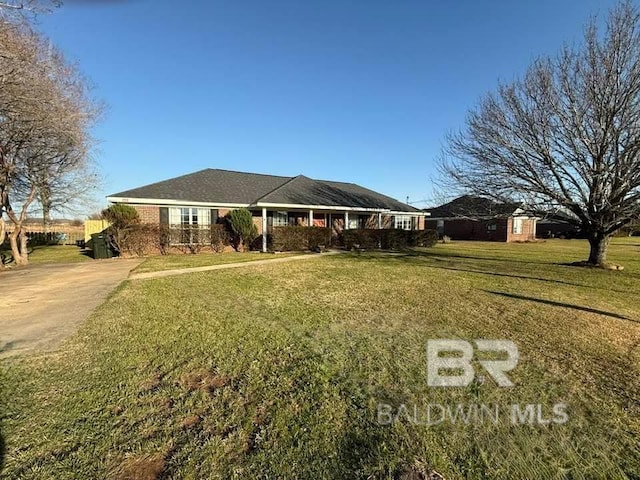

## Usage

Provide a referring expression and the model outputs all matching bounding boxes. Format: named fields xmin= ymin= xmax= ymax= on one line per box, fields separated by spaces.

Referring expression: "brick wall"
xmin=131 ymin=205 xmax=160 ymax=224
xmin=426 ymin=217 xmax=536 ymax=242
xmin=506 ymin=217 xmax=536 ymax=242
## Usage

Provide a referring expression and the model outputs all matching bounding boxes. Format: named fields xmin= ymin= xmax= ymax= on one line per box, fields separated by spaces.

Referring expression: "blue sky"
xmin=38 ymin=0 xmax=623 ymax=211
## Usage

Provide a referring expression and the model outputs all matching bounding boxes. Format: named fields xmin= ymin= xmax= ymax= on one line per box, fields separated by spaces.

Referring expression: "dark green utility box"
xmin=91 ymin=233 xmax=113 ymax=259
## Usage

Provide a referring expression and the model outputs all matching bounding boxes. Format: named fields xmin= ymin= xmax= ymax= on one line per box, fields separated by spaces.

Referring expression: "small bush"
xmin=270 ymin=226 xmax=331 ymax=251
xmin=227 ymin=209 xmax=258 ymax=251
xmin=342 ymin=229 xmax=380 ymax=249
xmin=210 ymin=224 xmax=230 ymax=253
xmin=122 ymin=224 xmax=231 ymax=257
xmin=102 ymin=204 xmax=140 ymax=252
xmin=124 ymin=224 xmax=158 ymax=257
xmin=307 ymin=227 xmax=332 ymax=250
xmin=171 ymin=226 xmax=212 ymax=255
xmin=343 ymin=229 xmax=438 ymax=250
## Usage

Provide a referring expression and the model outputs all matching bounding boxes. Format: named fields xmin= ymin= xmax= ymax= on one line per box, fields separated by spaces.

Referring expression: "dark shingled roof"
xmin=110 ymin=169 xmax=291 ymax=205
xmin=425 ymin=195 xmax=522 ymax=218
xmin=257 ymin=175 xmax=419 ymax=211
xmin=109 ymin=169 xmax=418 ymax=212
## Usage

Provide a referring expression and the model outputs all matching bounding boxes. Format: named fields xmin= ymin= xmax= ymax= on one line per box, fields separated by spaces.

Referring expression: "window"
xmin=487 ymin=223 xmax=497 ymax=231
xmin=169 ymin=207 xmax=210 ymax=244
xmin=273 ymin=211 xmax=288 ymax=227
xmin=394 ymin=215 xmax=413 ymax=230
xmin=348 ymin=216 xmax=359 ymax=229
xmin=512 ymin=217 xmax=523 ymax=234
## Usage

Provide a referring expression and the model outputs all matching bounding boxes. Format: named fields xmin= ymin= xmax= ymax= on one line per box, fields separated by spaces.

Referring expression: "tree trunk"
xmin=587 ymin=232 xmax=611 ymax=266
xmin=9 ymin=227 xmax=28 ymax=266
xmin=0 ymin=218 xmax=5 ymax=269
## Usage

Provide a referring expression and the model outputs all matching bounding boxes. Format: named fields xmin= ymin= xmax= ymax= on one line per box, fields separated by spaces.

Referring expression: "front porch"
xmin=251 ymin=207 xmax=427 ymax=252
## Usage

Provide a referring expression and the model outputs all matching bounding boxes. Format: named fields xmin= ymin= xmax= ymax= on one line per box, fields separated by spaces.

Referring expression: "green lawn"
xmin=133 ymin=251 xmax=302 ymax=273
xmin=1 ymin=245 xmax=92 ymax=265
xmin=1 ymin=239 xmax=639 ymax=479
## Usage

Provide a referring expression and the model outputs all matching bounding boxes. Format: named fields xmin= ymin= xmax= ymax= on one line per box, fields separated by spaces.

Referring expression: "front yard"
xmin=1 ymin=239 xmax=639 ymax=479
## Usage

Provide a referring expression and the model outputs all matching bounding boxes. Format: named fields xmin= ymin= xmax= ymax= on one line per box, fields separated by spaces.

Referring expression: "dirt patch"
xmin=110 ymin=452 xmax=166 ymax=480
xmin=181 ymin=415 xmax=202 ymax=429
xmin=178 ymin=369 xmax=231 ymax=395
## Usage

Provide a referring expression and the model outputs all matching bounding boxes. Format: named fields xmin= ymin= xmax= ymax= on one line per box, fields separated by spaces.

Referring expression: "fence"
xmin=84 ymin=219 xmax=111 ymax=242
xmin=1 ymin=230 xmax=85 ymax=247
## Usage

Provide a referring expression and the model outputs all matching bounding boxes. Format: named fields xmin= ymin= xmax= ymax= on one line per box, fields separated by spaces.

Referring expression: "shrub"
xmin=409 ymin=229 xmax=438 ymax=247
xmin=270 ymin=226 xmax=331 ymax=251
xmin=170 ymin=226 xmax=212 ymax=254
xmin=210 ymin=224 xmax=230 ymax=253
xmin=101 ymin=204 xmax=140 ymax=252
xmin=123 ymin=224 xmax=158 ymax=257
xmin=343 ymin=229 xmax=380 ymax=250
xmin=226 ymin=209 xmax=258 ymax=251
xmin=121 ymin=224 xmax=230 ymax=257
xmin=343 ymin=229 xmax=438 ymax=250
xmin=307 ymin=227 xmax=332 ymax=250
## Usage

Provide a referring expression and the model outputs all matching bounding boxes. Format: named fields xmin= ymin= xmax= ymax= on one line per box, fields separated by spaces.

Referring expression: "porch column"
xmin=309 ymin=209 xmax=313 ymax=227
xmin=262 ymin=207 xmax=267 ymax=252
xmin=377 ymin=212 xmax=382 ymax=229
xmin=344 ymin=211 xmax=349 ymax=230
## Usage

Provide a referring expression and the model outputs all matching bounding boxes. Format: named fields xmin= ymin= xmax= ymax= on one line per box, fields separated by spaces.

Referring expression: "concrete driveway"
xmin=0 ymin=259 xmax=141 ymax=358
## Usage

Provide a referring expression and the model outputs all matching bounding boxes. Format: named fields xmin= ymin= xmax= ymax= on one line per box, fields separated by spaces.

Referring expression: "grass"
xmin=1 ymin=245 xmax=92 ymax=265
xmin=1 ymin=239 xmax=639 ymax=479
xmin=133 ymin=251 xmax=302 ymax=273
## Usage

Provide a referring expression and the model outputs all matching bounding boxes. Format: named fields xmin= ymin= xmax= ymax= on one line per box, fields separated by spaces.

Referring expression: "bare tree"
xmin=0 ymin=0 xmax=60 ymax=20
xmin=35 ymin=158 xmax=100 ymax=231
xmin=441 ymin=1 xmax=640 ymax=267
xmin=0 ymin=19 xmax=98 ymax=265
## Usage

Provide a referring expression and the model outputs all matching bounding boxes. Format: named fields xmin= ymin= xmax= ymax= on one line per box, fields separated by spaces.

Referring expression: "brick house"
xmin=424 ymin=195 xmax=537 ymax=242
xmin=107 ymin=168 xmax=427 ymax=252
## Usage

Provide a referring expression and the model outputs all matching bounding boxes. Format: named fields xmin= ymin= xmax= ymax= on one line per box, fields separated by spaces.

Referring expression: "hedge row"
xmin=118 ymin=224 xmax=437 ymax=256
xmin=343 ymin=228 xmax=438 ymax=250
xmin=269 ymin=226 xmax=332 ymax=251
xmin=122 ymin=224 xmax=230 ymax=256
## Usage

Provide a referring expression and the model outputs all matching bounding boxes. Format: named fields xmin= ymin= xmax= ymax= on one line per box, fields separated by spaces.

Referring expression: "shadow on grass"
xmin=418 ymin=263 xmax=637 ymax=294
xmin=483 ymin=290 xmax=638 ymax=323
xmin=344 ymin=248 xmax=561 ymax=266
xmin=392 ymin=248 xmax=560 ymax=265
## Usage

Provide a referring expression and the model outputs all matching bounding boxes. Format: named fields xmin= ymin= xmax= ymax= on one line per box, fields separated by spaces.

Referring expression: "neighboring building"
xmin=536 ymin=211 xmax=582 ymax=239
xmin=424 ymin=195 xmax=537 ymax=242
xmin=107 ymin=168 xmax=427 ymax=252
